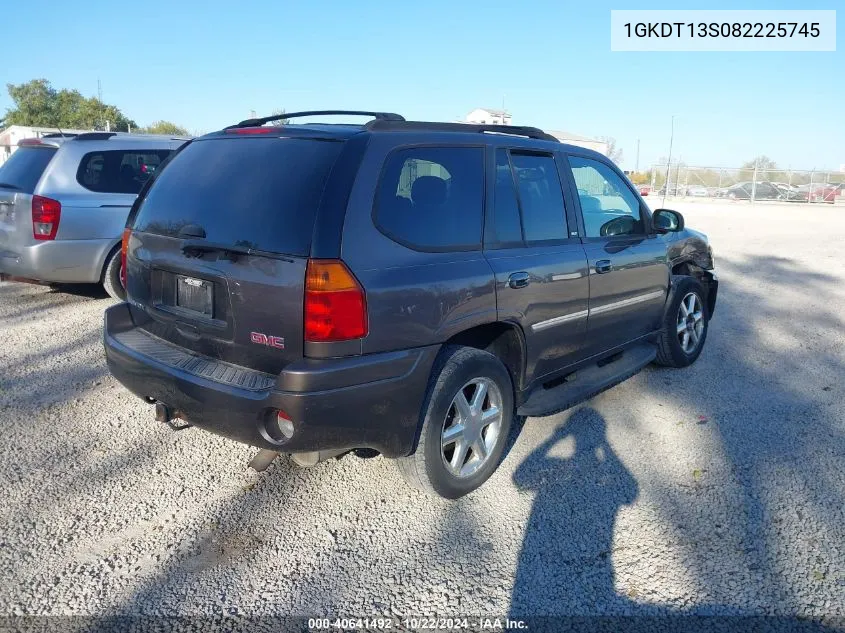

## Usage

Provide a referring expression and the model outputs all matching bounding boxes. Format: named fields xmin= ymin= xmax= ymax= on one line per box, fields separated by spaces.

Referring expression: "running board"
xmin=517 ymin=343 xmax=657 ymax=418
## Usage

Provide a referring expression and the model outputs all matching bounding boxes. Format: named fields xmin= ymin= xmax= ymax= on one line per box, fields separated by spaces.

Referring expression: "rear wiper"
xmin=0 ymin=183 xmax=21 ymax=190
xmin=180 ymin=239 xmax=293 ymax=262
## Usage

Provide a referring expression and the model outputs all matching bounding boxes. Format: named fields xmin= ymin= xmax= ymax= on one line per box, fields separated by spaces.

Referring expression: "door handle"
xmin=508 ymin=272 xmax=530 ymax=289
xmin=595 ymin=259 xmax=612 ymax=274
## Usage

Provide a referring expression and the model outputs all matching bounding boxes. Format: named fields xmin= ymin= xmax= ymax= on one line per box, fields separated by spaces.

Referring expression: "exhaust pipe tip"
xmin=290 ymin=449 xmax=348 ymax=468
xmin=154 ymin=402 xmax=171 ymax=423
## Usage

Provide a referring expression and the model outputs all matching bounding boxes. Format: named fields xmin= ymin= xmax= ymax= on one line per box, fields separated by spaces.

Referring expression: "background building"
xmin=547 ymin=130 xmax=608 ymax=155
xmin=462 ymin=109 xmax=607 ymax=156
xmin=465 ymin=108 xmax=512 ymax=126
xmin=0 ymin=125 xmax=90 ymax=166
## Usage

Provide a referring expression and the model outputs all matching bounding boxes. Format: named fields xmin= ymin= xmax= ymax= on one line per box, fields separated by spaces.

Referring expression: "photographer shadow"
xmin=510 ymin=407 xmax=646 ymax=616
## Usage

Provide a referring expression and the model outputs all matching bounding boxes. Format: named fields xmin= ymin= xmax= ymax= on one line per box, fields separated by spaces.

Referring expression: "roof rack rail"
xmin=75 ymin=132 xmax=117 ymax=140
xmin=364 ymin=120 xmax=559 ymax=142
xmin=225 ymin=110 xmax=405 ymax=130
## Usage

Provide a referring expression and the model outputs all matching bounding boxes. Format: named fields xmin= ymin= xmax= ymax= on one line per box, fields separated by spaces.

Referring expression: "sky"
xmin=1 ymin=0 xmax=842 ymax=171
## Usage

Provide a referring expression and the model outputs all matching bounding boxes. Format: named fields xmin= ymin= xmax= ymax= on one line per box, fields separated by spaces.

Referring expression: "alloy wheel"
xmin=677 ymin=292 xmax=705 ymax=354
xmin=440 ymin=378 xmax=503 ymax=478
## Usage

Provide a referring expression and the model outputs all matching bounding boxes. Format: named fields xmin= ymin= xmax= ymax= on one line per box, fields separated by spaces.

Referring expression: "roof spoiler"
xmin=225 ymin=110 xmax=405 ymax=130
xmin=75 ymin=132 xmax=117 ymax=140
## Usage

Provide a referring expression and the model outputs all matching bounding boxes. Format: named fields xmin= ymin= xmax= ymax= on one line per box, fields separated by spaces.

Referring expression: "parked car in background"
xmin=775 ymin=184 xmax=810 ymax=202
xmin=104 ymin=110 xmax=718 ymax=499
xmin=636 ymin=184 xmax=651 ymax=196
xmin=719 ymin=181 xmax=781 ymax=200
xmin=657 ymin=185 xmax=681 ymax=196
xmin=797 ymin=183 xmax=838 ymax=204
xmin=0 ymin=132 xmax=188 ymax=298
xmin=685 ymin=185 xmax=708 ymax=197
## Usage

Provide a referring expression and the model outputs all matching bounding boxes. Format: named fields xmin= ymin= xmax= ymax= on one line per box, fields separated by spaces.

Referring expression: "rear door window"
xmin=375 ymin=146 xmax=484 ymax=251
xmin=489 ymin=148 xmax=523 ymax=245
xmin=133 ymin=137 xmax=343 ymax=257
xmin=77 ymin=149 xmax=173 ymax=194
xmin=0 ymin=147 xmax=57 ymax=193
xmin=510 ymin=153 xmax=568 ymax=243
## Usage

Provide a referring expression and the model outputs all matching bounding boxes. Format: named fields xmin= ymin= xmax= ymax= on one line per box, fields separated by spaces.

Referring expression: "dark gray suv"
xmin=104 ymin=110 xmax=718 ymax=498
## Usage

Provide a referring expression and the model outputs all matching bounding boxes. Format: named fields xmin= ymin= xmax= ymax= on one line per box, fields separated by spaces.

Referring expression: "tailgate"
xmin=0 ymin=189 xmax=34 ymax=258
xmin=126 ymin=232 xmax=307 ymax=375
xmin=0 ymin=145 xmax=59 ymax=256
xmin=125 ymin=135 xmax=344 ymax=375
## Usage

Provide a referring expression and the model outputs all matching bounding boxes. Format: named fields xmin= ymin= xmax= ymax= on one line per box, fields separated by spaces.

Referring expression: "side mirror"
xmin=599 ymin=215 xmax=637 ymax=237
xmin=652 ymin=208 xmax=684 ymax=233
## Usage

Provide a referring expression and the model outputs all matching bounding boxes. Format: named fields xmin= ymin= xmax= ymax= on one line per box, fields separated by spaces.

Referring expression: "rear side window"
xmin=77 ymin=149 xmax=172 ymax=194
xmin=133 ymin=137 xmax=343 ymax=257
xmin=375 ymin=146 xmax=484 ymax=251
xmin=0 ymin=147 xmax=57 ymax=193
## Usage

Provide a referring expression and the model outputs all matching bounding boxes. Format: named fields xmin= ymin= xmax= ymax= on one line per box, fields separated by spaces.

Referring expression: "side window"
xmin=491 ymin=149 xmax=523 ymax=245
xmin=510 ymin=153 xmax=568 ymax=243
xmin=569 ymin=156 xmax=643 ymax=238
xmin=77 ymin=149 xmax=172 ymax=194
xmin=375 ymin=146 xmax=484 ymax=251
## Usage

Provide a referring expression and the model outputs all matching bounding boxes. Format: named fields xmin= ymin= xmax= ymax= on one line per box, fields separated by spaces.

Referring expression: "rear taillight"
xmin=120 ymin=228 xmax=131 ymax=288
xmin=32 ymin=195 xmax=61 ymax=240
xmin=304 ymin=259 xmax=367 ymax=342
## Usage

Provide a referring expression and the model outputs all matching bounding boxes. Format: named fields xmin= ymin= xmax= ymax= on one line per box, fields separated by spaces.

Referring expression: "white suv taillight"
xmin=32 ymin=195 xmax=61 ymax=241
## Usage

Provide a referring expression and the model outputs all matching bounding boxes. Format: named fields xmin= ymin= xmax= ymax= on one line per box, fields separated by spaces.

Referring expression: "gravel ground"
xmin=1 ymin=202 xmax=844 ymax=626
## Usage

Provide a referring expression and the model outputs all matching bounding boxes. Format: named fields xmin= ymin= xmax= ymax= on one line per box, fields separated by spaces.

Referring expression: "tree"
xmin=742 ymin=155 xmax=777 ymax=171
xmin=3 ymin=79 xmax=136 ymax=131
xmin=740 ymin=156 xmax=778 ymax=181
xmin=139 ymin=120 xmax=189 ymax=136
xmin=600 ymin=136 xmax=623 ymax=164
xmin=269 ymin=109 xmax=288 ymax=127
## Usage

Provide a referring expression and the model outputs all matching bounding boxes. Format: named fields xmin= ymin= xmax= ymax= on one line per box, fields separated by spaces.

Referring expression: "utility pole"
xmin=751 ymin=157 xmax=759 ymax=203
xmin=662 ymin=115 xmax=675 ymax=208
xmin=97 ymin=79 xmax=104 ymax=131
xmin=635 ymin=138 xmax=640 ymax=172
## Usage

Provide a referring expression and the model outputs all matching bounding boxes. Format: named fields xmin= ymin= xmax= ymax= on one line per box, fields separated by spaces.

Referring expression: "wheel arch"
xmin=441 ymin=321 xmax=527 ymax=394
xmin=671 ymin=259 xmax=717 ymax=317
xmin=99 ymin=238 xmax=122 ymax=281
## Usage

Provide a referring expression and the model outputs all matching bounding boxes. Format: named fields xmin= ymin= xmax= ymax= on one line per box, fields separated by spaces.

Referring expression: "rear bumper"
xmin=103 ymin=303 xmax=439 ymax=458
xmin=0 ymin=238 xmax=115 ymax=284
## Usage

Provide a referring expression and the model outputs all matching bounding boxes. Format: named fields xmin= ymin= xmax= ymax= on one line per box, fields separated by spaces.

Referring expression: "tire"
xmin=101 ymin=248 xmax=125 ymax=300
xmin=655 ymin=276 xmax=709 ymax=368
xmin=397 ymin=346 xmax=514 ymax=499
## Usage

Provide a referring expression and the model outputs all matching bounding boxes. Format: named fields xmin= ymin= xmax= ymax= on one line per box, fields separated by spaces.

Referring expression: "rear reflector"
xmin=120 ymin=228 xmax=131 ymax=288
xmin=304 ymin=260 xmax=367 ymax=342
xmin=32 ymin=195 xmax=61 ymax=240
xmin=225 ymin=127 xmax=277 ymax=135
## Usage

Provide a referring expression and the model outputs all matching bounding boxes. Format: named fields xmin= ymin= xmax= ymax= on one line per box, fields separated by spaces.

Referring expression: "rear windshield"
xmin=0 ymin=147 xmax=57 ymax=193
xmin=133 ymin=137 xmax=343 ymax=256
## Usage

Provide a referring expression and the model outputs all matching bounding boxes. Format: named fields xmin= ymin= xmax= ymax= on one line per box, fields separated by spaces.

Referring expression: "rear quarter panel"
xmin=340 ymin=133 xmax=497 ymax=355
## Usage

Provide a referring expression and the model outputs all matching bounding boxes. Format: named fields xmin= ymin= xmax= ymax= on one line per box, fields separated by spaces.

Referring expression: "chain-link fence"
xmin=640 ymin=164 xmax=845 ymax=204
